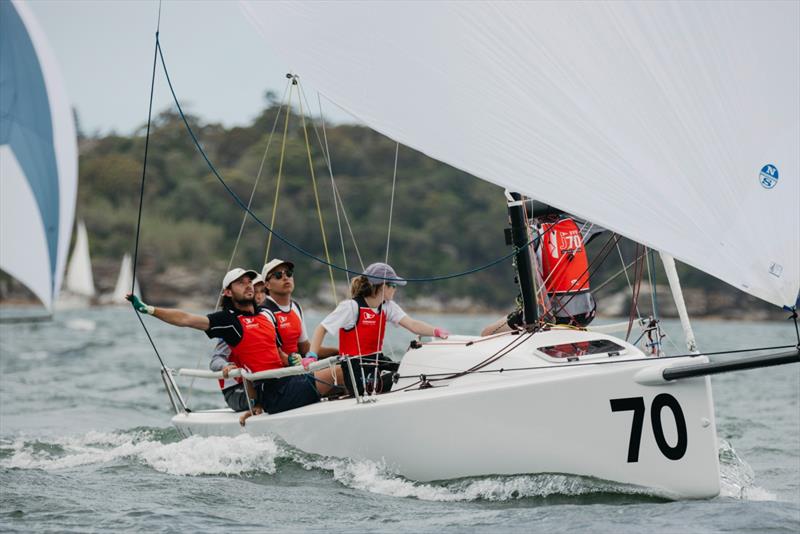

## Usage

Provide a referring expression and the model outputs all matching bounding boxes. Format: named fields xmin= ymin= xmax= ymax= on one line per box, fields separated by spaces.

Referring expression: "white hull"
xmin=172 ymin=330 xmax=720 ymax=499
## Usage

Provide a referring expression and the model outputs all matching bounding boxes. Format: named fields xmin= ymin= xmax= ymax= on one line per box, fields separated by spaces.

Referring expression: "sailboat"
xmin=0 ymin=0 xmax=78 ymax=314
xmin=150 ymin=2 xmax=798 ymax=499
xmin=56 ymin=220 xmax=96 ymax=309
xmin=100 ymin=253 xmax=140 ymax=306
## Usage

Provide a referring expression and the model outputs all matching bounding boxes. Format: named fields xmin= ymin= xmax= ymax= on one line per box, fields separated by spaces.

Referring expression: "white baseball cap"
xmin=221 ymin=268 xmax=258 ymax=290
xmin=262 ymin=259 xmax=295 ymax=280
xmin=252 ymin=273 xmax=265 ymax=285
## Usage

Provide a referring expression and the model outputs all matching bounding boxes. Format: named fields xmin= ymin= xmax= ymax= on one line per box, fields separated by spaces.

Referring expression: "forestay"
xmin=240 ymin=1 xmax=799 ymax=308
xmin=0 ymin=0 xmax=78 ymax=310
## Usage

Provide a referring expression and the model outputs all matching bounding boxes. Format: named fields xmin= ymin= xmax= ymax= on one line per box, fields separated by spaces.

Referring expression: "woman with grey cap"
xmin=309 ymin=262 xmax=449 ymax=396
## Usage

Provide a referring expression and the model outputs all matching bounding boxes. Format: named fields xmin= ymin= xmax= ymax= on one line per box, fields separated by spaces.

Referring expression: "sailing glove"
xmin=288 ymin=353 xmax=303 ymax=366
xmin=433 ymin=327 xmax=450 ymax=339
xmin=127 ymin=294 xmax=155 ymax=315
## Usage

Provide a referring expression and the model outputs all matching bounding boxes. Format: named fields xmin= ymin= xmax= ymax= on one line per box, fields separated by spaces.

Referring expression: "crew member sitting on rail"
xmin=208 ymin=272 xmax=267 ymax=413
xmin=127 ymin=268 xmax=342 ymax=423
xmin=309 ymin=262 xmax=449 ymax=396
xmin=481 ymin=215 xmax=603 ymax=336
xmin=260 ymin=258 xmax=337 ymax=366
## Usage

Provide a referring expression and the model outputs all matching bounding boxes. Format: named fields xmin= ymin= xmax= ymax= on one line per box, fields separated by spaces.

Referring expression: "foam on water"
xmin=291 ymin=451 xmax=656 ymax=502
xmin=0 ymin=430 xmax=280 ymax=476
xmin=0 ymin=431 xmax=780 ymax=502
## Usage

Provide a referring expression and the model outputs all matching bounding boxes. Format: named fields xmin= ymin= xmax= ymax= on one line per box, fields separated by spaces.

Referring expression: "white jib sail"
xmin=64 ymin=221 xmax=95 ymax=298
xmin=111 ymin=253 xmax=139 ymax=304
xmin=0 ymin=0 xmax=78 ymax=310
xmin=241 ymin=1 xmax=799 ymax=309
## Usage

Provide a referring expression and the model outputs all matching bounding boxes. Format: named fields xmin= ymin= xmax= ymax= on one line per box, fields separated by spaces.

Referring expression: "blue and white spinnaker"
xmin=0 ymin=0 xmax=77 ymax=310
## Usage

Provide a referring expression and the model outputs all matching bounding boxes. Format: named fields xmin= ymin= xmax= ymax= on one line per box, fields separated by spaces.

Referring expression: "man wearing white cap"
xmin=260 ymin=259 xmax=337 ymax=368
xmin=209 ymin=271 xmax=267 ymax=412
xmin=127 ymin=268 xmax=336 ymax=420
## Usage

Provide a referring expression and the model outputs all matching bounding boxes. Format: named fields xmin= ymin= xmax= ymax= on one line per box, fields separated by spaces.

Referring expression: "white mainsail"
xmin=241 ymin=1 xmax=799 ymax=309
xmin=63 ymin=221 xmax=95 ymax=298
xmin=0 ymin=0 xmax=78 ymax=310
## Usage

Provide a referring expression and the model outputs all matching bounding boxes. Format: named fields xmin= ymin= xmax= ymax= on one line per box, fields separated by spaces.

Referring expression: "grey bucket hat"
xmin=363 ymin=262 xmax=407 ymax=286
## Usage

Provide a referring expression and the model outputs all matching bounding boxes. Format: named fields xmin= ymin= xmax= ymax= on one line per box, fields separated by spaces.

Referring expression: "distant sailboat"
xmin=100 ymin=253 xmax=140 ymax=305
xmin=56 ymin=220 xmax=96 ymax=308
xmin=0 ymin=0 xmax=78 ymax=313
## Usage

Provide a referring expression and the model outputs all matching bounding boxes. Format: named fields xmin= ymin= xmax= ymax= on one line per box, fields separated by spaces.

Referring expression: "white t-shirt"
xmin=320 ymin=299 xmax=407 ymax=334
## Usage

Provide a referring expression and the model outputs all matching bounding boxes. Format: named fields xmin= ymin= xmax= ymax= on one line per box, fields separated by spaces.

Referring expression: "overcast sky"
xmin=28 ymin=0 xmax=352 ymax=136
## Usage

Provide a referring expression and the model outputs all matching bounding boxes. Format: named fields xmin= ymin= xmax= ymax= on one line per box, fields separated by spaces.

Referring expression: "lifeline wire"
xmin=154 ymin=37 xmax=520 ymax=283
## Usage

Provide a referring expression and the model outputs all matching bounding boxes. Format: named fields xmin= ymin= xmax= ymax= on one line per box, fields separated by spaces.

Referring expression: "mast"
xmin=506 ymin=192 xmax=539 ymax=326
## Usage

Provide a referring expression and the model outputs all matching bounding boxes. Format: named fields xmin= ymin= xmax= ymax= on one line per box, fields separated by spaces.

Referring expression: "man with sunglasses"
xmin=126 ymin=268 xmax=335 ymax=423
xmin=260 ymin=259 xmax=337 ymax=367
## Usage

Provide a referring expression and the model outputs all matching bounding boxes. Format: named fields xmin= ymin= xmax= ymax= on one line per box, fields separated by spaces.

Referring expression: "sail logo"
xmin=759 ymin=164 xmax=779 ymax=189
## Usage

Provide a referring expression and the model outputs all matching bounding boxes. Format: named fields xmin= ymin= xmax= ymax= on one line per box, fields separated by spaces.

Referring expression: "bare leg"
xmin=313 ymin=365 xmax=344 ymax=397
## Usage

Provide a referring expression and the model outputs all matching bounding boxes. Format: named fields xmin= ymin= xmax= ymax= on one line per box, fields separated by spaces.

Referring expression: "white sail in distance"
xmin=0 ymin=0 xmax=78 ymax=310
xmin=111 ymin=253 xmax=139 ymax=304
xmin=241 ymin=1 xmax=799 ymax=308
xmin=64 ymin=221 xmax=95 ymax=298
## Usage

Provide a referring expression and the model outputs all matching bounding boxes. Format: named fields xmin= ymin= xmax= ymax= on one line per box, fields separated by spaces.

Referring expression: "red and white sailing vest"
xmin=227 ymin=312 xmax=283 ymax=373
xmin=540 ymin=218 xmax=590 ymax=294
xmin=339 ymin=297 xmax=387 ymax=357
xmin=261 ymin=299 xmax=304 ymax=354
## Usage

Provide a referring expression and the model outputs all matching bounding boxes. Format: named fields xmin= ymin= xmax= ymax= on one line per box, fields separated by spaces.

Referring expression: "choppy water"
xmin=1 ymin=308 xmax=798 ymax=532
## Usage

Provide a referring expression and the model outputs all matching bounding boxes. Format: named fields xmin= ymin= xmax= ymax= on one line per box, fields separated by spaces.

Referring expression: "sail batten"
xmin=242 ymin=0 xmax=799 ymax=308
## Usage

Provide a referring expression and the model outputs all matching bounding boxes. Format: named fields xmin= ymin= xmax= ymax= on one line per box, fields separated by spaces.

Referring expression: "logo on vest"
xmin=278 ymin=315 xmax=288 ymax=323
xmin=241 ymin=316 xmax=259 ymax=329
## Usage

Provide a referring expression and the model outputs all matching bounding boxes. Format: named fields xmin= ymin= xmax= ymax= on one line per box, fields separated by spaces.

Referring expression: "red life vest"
xmin=227 ymin=312 xmax=283 ymax=373
xmin=338 ymin=297 xmax=387 ymax=357
xmin=261 ymin=299 xmax=304 ymax=354
xmin=540 ymin=218 xmax=590 ymax=294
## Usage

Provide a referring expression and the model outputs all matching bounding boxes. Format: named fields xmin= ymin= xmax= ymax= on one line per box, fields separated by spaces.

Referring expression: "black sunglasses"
xmin=269 ymin=269 xmax=294 ymax=280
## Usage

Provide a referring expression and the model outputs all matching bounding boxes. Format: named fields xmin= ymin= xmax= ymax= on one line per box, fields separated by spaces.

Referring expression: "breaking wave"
xmin=0 ymin=431 xmax=775 ymax=502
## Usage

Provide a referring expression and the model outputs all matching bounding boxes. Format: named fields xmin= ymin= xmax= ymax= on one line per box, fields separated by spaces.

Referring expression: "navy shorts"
xmin=257 ymin=375 xmax=320 ymax=414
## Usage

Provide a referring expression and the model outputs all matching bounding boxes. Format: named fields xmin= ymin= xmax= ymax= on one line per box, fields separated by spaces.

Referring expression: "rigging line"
xmin=265 ymin=80 xmax=295 ymax=263
xmin=130 ymin=29 xmax=167 ymax=373
xmin=317 ymin=92 xmax=352 ymax=285
xmin=612 ymin=239 xmax=644 ymax=320
xmin=305 ymin=84 xmax=364 ymax=272
xmin=393 ymin=346 xmax=799 ymax=381
xmin=297 ymin=89 xmax=337 ymax=304
xmin=646 ymin=247 xmax=659 ymax=319
xmin=131 ymin=32 xmax=160 ymax=294
xmin=644 ymin=247 xmax=663 ymax=356
xmin=216 ymin=80 xmax=291 ymax=310
xmin=189 ymin=83 xmax=291 ymax=407
xmin=155 ymin=40 xmax=523 ymax=283
xmin=625 ymin=245 xmax=645 ymax=342
xmin=377 ymin=143 xmax=401 ymax=361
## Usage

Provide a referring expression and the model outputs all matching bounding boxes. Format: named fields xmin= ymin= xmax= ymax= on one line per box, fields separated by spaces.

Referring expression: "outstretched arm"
xmin=480 ymin=317 xmax=511 ymax=337
xmin=127 ymin=294 xmax=209 ymax=330
xmin=399 ymin=316 xmax=449 ymax=339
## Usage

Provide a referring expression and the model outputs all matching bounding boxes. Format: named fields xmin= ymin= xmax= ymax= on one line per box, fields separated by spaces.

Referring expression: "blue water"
xmin=1 ymin=308 xmax=798 ymax=532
